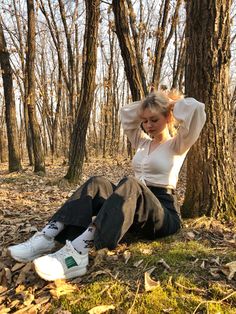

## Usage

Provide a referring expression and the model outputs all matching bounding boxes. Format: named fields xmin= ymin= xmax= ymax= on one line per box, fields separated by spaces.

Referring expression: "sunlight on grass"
xmin=48 ymin=237 xmax=236 ymax=313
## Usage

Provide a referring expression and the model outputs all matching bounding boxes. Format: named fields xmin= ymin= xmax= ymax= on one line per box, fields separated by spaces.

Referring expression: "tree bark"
xmin=182 ymin=0 xmax=236 ymax=220
xmin=112 ymin=0 xmax=144 ymax=100
xmin=58 ymin=0 xmax=76 ymax=127
xmin=126 ymin=0 xmax=148 ymax=95
xmin=65 ymin=0 xmax=100 ymax=182
xmin=0 ymin=109 xmax=7 ymax=163
xmin=26 ymin=0 xmax=45 ymax=173
xmin=152 ymin=0 xmax=182 ymax=88
xmin=0 ymin=18 xmax=22 ymax=172
xmin=12 ymin=0 xmax=34 ymax=165
xmin=172 ymin=27 xmax=186 ymax=90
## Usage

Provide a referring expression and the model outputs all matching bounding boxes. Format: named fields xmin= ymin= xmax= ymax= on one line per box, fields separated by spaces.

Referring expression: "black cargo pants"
xmin=51 ymin=176 xmax=181 ymax=250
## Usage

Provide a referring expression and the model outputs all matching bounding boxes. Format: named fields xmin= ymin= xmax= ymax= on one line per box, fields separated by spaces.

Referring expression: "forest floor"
xmin=0 ymin=157 xmax=235 ymax=314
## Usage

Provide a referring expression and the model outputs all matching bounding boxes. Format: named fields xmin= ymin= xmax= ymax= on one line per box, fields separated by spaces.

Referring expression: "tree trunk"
xmin=58 ymin=0 xmax=76 ymax=128
xmin=12 ymin=0 xmax=33 ymax=165
xmin=0 ymin=18 xmax=22 ymax=172
xmin=152 ymin=0 xmax=182 ymax=89
xmin=65 ymin=0 xmax=100 ymax=182
xmin=182 ymin=0 xmax=236 ymax=220
xmin=172 ymin=27 xmax=186 ymax=89
xmin=13 ymin=0 xmax=33 ymax=166
xmin=112 ymin=0 xmax=144 ymax=100
xmin=26 ymin=0 xmax=45 ymax=173
xmin=126 ymin=0 xmax=147 ymax=95
xmin=0 ymin=112 xmax=7 ymax=163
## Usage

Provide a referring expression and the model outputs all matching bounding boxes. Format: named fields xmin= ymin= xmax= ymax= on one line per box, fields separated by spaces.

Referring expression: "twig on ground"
xmin=175 ymin=282 xmax=205 ymax=293
xmin=127 ymin=281 xmax=141 ymax=314
xmin=193 ymin=291 xmax=236 ymax=314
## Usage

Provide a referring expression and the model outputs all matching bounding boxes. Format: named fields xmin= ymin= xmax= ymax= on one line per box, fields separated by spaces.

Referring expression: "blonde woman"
xmin=8 ymin=90 xmax=206 ymax=281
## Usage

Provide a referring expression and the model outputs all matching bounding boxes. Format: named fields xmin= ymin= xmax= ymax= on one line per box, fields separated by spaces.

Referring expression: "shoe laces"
xmin=51 ymin=240 xmax=74 ymax=259
xmin=16 ymin=232 xmax=41 ymax=250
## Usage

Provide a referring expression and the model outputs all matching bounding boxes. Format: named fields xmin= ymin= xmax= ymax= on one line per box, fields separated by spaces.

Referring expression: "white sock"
xmin=41 ymin=221 xmax=65 ymax=239
xmin=71 ymin=224 xmax=95 ymax=255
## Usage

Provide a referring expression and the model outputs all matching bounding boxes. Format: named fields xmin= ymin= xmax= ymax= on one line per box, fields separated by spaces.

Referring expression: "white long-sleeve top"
xmin=120 ymin=98 xmax=206 ymax=189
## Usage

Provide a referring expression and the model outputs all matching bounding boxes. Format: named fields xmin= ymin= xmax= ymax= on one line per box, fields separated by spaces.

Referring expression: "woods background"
xmin=0 ymin=0 xmax=235 ymax=218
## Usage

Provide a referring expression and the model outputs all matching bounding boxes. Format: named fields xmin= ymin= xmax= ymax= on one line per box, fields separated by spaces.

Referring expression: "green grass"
xmin=48 ymin=234 xmax=236 ymax=314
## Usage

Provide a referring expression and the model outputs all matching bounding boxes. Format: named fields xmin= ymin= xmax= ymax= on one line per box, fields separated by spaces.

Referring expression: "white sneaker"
xmin=8 ymin=232 xmax=56 ymax=263
xmin=33 ymin=240 xmax=88 ymax=281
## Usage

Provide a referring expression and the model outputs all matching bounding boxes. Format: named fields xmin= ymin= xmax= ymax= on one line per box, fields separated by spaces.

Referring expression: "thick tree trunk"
xmin=112 ymin=0 xmax=144 ymax=100
xmin=0 ymin=18 xmax=22 ymax=172
xmin=65 ymin=0 xmax=100 ymax=182
xmin=126 ymin=0 xmax=147 ymax=95
xmin=26 ymin=0 xmax=45 ymax=173
xmin=182 ymin=0 xmax=236 ymax=220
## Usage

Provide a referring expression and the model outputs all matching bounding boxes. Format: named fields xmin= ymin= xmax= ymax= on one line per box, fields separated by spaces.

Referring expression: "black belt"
xmin=147 ymin=186 xmax=175 ymax=195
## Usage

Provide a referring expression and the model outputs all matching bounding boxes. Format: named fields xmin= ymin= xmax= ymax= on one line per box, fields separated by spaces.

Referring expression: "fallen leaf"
xmin=157 ymin=259 xmax=171 ymax=271
xmin=133 ymin=259 xmax=143 ymax=267
xmin=9 ymin=299 xmax=21 ymax=309
xmin=140 ymin=248 xmax=152 ymax=255
xmin=162 ymin=308 xmax=174 ymax=313
xmin=15 ymin=285 xmax=25 ymax=294
xmin=186 ymin=231 xmax=195 ymax=240
xmin=11 ymin=263 xmax=25 ymax=272
xmin=209 ymin=267 xmax=220 ymax=278
xmin=93 ymin=249 xmax=108 ymax=267
xmin=221 ymin=261 xmax=236 ymax=280
xmin=0 ymin=262 xmax=6 ymax=271
xmin=88 ymin=305 xmax=115 ymax=314
xmin=50 ymin=280 xmax=77 ymax=298
xmin=200 ymin=261 xmax=205 ymax=269
xmin=210 ymin=256 xmax=220 ymax=266
xmin=29 ymin=226 xmax=38 ymax=232
xmin=107 ymin=255 xmax=118 ymax=261
xmin=192 ymin=258 xmax=199 ymax=265
xmin=15 ymin=263 xmax=32 ymax=285
xmin=91 ymin=270 xmax=110 ymax=279
xmin=0 ymin=306 xmax=11 ymax=313
xmin=23 ymin=292 xmax=34 ymax=306
xmin=123 ymin=250 xmax=131 ymax=264
xmin=144 ymin=267 xmax=159 ymax=292
xmin=34 ymin=296 xmax=50 ymax=305
xmin=2 ymin=268 xmax=12 ymax=286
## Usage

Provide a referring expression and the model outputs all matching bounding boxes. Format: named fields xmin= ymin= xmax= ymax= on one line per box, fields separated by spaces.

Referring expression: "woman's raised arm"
xmin=120 ymin=101 xmax=150 ymax=149
xmin=171 ymin=97 xmax=206 ymax=155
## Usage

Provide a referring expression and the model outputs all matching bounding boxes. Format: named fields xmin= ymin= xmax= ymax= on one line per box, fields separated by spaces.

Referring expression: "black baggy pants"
xmin=51 ymin=176 xmax=181 ymax=250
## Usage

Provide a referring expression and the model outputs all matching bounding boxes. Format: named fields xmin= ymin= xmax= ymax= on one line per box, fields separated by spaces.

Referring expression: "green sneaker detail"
xmin=65 ymin=256 xmax=78 ymax=269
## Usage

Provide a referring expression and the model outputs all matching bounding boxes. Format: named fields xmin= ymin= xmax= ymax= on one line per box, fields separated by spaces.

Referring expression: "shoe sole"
xmin=7 ymin=247 xmax=55 ymax=263
xmin=34 ymin=262 xmax=87 ymax=281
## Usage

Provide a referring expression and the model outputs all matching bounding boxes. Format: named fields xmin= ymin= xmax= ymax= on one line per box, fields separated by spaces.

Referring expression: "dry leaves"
xmin=144 ymin=267 xmax=160 ymax=292
xmin=88 ymin=305 xmax=115 ymax=314
xmin=0 ymin=159 xmax=236 ymax=313
xmin=221 ymin=261 xmax=236 ymax=280
xmin=123 ymin=250 xmax=131 ymax=264
xmin=133 ymin=259 xmax=143 ymax=267
xmin=49 ymin=280 xmax=78 ymax=298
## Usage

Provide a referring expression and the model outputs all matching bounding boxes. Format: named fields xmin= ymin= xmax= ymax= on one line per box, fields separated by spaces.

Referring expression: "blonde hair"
xmin=139 ymin=89 xmax=183 ymax=135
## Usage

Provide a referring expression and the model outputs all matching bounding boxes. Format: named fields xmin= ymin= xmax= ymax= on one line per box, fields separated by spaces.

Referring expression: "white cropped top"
xmin=120 ymin=98 xmax=206 ymax=189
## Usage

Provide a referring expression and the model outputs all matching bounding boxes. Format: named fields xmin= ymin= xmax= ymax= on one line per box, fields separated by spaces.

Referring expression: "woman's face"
xmin=140 ymin=108 xmax=169 ymax=137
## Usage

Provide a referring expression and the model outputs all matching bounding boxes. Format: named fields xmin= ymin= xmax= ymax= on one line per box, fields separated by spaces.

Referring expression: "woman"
xmin=8 ymin=90 xmax=206 ymax=281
